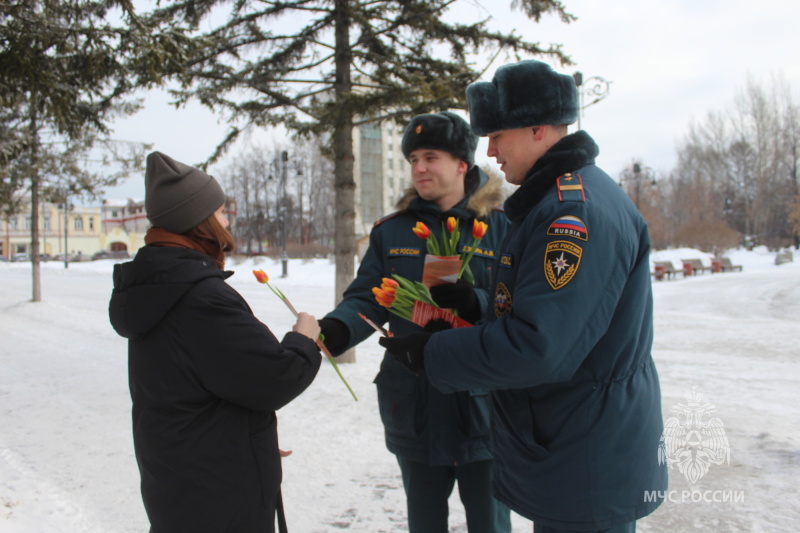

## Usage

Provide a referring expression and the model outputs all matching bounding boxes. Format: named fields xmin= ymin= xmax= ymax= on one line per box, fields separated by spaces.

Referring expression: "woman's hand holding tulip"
xmin=293 ymin=312 xmax=321 ymax=341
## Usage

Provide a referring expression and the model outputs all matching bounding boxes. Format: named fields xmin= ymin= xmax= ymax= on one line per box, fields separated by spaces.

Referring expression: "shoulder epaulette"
xmin=556 ymin=173 xmax=586 ymax=202
xmin=373 ymin=209 xmax=406 ymax=228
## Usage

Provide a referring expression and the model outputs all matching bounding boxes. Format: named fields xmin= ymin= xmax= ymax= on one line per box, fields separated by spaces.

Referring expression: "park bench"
xmin=680 ymin=258 xmax=710 ymax=276
xmin=775 ymin=249 xmax=793 ymax=265
xmin=652 ymin=260 xmax=681 ymax=280
xmin=718 ymin=257 xmax=743 ymax=272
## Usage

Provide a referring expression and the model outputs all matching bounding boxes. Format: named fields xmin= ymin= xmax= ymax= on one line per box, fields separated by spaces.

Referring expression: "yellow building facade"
xmin=1 ymin=198 xmax=147 ymax=260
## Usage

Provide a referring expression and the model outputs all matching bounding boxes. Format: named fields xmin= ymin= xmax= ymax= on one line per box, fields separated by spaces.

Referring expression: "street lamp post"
xmin=280 ymin=150 xmax=289 ymax=278
xmin=572 ymin=71 xmax=612 ymax=130
xmin=59 ymin=188 xmax=71 ymax=269
xmin=619 ymin=162 xmax=656 ymax=211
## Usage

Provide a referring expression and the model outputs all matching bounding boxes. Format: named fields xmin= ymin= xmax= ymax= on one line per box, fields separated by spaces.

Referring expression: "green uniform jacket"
xmin=425 ymin=132 xmax=668 ymax=528
xmin=326 ymin=167 xmax=511 ymax=465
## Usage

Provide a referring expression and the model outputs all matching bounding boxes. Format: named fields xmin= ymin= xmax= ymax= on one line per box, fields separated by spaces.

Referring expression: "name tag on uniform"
xmin=459 ymin=245 xmax=497 ymax=259
xmin=388 ymin=247 xmax=421 ymax=257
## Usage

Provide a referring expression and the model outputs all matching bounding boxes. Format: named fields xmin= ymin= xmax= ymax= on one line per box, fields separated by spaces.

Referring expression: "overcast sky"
xmin=104 ymin=0 xmax=800 ymax=199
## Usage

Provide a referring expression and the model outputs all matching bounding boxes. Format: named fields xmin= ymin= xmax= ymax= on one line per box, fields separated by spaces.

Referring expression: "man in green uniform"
xmin=319 ymin=111 xmax=512 ymax=532
xmin=381 ymin=60 xmax=668 ymax=533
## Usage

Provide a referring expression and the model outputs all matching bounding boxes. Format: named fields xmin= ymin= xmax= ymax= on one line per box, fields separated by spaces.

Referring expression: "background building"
xmin=1 ymin=197 xmax=148 ymax=260
xmin=353 ymin=120 xmax=409 ymax=237
xmin=2 ymin=118 xmax=408 ymax=261
xmin=2 ymin=200 xmax=102 ymax=259
xmin=99 ymin=199 xmax=148 ymax=255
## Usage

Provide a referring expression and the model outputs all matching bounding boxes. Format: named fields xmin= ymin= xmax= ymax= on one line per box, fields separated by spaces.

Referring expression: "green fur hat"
xmin=466 ymin=60 xmax=579 ymax=136
xmin=401 ymin=111 xmax=478 ymax=167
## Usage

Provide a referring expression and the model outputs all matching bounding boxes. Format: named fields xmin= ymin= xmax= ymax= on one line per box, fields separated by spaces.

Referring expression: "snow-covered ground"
xmin=1 ymin=246 xmax=798 ymax=532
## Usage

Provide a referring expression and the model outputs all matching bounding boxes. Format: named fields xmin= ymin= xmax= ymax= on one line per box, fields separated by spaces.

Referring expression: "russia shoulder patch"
xmin=544 ymin=240 xmax=583 ymax=290
xmin=547 ymin=215 xmax=588 ymax=241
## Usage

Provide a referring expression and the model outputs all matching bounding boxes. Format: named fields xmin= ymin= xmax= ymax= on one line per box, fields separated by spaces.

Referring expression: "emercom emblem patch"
xmin=544 ymin=240 xmax=583 ymax=290
xmin=495 ymin=282 xmax=512 ymax=317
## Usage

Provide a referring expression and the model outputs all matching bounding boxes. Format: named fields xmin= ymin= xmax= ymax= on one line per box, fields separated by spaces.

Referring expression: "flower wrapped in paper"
xmin=371 ymin=275 xmax=471 ymax=330
xmin=413 ymin=218 xmax=489 ymax=287
xmin=366 ymin=218 xmax=490 ymax=332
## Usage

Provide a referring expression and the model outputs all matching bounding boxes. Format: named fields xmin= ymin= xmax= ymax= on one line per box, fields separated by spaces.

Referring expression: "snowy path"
xmin=1 ymin=251 xmax=798 ymax=532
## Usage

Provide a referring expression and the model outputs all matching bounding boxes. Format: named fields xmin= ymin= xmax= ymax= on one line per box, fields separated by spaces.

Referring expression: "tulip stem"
xmin=280 ymin=295 xmax=299 ymax=317
xmin=359 ymin=313 xmax=393 ymax=337
xmin=316 ymin=340 xmax=359 ymax=402
xmin=275 ymin=295 xmax=358 ymax=401
xmin=254 ymin=270 xmax=358 ymax=401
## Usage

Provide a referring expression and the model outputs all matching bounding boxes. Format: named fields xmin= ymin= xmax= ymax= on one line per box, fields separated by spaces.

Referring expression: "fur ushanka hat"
xmin=144 ymin=151 xmax=226 ymax=234
xmin=466 ymin=60 xmax=579 ymax=136
xmin=401 ymin=111 xmax=478 ymax=167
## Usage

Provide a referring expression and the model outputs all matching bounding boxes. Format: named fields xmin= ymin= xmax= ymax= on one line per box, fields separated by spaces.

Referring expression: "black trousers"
xmin=396 ymin=456 xmax=511 ymax=533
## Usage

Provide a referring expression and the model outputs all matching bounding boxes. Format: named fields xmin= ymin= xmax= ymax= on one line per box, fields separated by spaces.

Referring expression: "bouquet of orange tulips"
xmin=372 ymin=275 xmax=438 ymax=321
xmin=412 ymin=217 xmax=489 ymax=285
xmin=369 ymin=217 xmax=489 ymax=330
xmin=371 ymin=275 xmax=472 ymax=330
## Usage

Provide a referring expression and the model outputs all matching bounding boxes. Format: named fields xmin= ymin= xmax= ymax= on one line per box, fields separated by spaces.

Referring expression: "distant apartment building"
xmin=353 ymin=120 xmax=410 ymax=237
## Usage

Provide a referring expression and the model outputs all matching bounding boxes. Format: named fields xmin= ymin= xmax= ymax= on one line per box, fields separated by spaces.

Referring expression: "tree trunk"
xmin=332 ymin=0 xmax=356 ymax=363
xmin=29 ymin=94 xmax=42 ymax=302
xmin=792 ymin=143 xmax=799 ymax=248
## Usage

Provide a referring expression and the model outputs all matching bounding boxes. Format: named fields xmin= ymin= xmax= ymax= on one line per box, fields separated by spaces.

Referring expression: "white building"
xmin=352 ymin=119 xmax=410 ymax=237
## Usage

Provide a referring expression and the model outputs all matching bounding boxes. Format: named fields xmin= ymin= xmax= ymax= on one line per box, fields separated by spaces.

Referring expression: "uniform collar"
xmin=504 ymin=130 xmax=599 ymax=221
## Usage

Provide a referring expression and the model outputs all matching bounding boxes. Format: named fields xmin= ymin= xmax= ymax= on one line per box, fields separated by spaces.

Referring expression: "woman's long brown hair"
xmin=185 ymin=211 xmax=236 ymax=255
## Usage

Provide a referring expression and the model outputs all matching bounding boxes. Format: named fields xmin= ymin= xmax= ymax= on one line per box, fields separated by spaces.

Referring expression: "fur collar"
xmin=504 ymin=131 xmax=599 ymax=222
xmin=395 ymin=167 xmax=505 ymax=219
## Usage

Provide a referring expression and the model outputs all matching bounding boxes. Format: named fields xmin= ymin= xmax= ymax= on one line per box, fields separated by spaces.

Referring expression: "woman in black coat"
xmin=109 ymin=151 xmax=322 ymax=533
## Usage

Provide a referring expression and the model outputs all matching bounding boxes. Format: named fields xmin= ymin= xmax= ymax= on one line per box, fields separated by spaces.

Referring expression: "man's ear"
xmin=531 ymin=126 xmax=546 ymax=141
xmin=457 ymin=159 xmax=469 ymax=177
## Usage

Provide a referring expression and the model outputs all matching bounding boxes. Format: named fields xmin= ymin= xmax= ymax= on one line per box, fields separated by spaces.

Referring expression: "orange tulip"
xmin=252 ymin=269 xmax=269 ymax=284
xmin=472 ymin=220 xmax=488 ymax=239
xmin=412 ymin=221 xmax=431 ymax=240
xmin=381 ymin=277 xmax=399 ymax=288
xmin=458 ymin=220 xmax=490 ymax=280
xmin=381 ymin=284 xmax=397 ymax=296
xmin=446 ymin=217 xmax=458 ymax=234
xmin=372 ymin=287 xmax=396 ymax=307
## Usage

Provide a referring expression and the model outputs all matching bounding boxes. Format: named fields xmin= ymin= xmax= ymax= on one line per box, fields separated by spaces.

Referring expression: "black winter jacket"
xmin=109 ymin=246 xmax=321 ymax=533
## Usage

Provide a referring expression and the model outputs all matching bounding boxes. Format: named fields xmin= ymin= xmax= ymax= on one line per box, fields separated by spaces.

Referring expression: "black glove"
xmin=318 ymin=317 xmax=350 ymax=356
xmin=429 ymin=279 xmax=481 ymax=324
xmin=378 ymin=319 xmax=452 ymax=372
xmin=422 ymin=318 xmax=454 ymax=333
xmin=379 ymin=332 xmax=430 ymax=372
